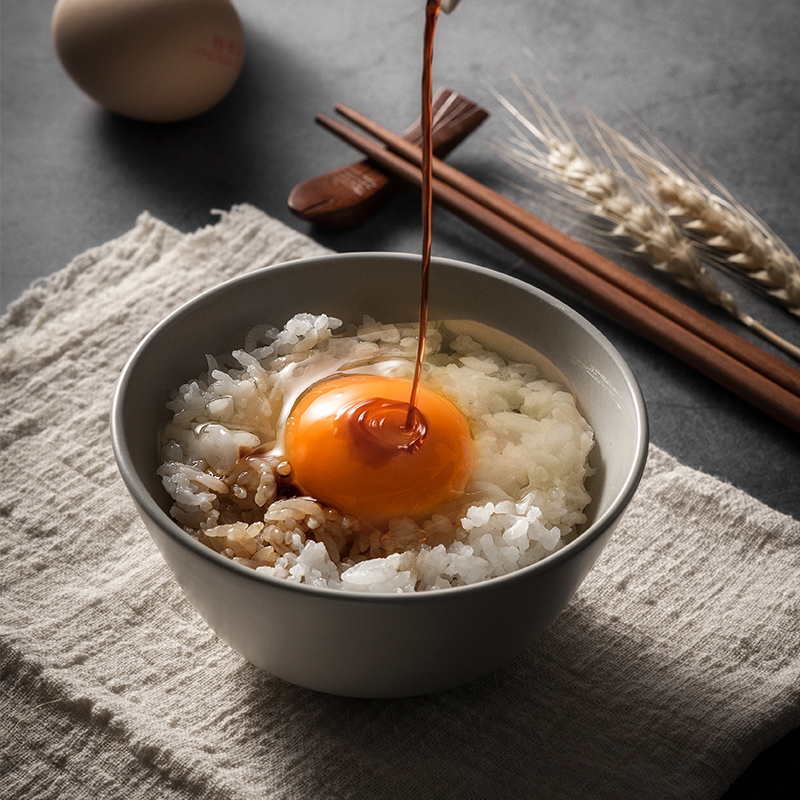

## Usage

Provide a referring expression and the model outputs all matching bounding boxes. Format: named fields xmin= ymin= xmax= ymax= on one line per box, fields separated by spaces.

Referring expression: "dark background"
xmin=2 ymin=1 xmax=798 ymax=796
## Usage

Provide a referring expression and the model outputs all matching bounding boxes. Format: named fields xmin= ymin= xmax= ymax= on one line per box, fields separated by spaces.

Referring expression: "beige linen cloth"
xmin=1 ymin=204 xmax=798 ymax=800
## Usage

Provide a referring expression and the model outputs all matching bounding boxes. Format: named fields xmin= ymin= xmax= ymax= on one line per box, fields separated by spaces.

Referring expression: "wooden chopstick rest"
xmin=287 ymin=88 xmax=488 ymax=228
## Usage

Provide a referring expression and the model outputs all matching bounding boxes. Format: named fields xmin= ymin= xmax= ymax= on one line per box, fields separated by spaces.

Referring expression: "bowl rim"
xmin=110 ymin=251 xmax=649 ymax=604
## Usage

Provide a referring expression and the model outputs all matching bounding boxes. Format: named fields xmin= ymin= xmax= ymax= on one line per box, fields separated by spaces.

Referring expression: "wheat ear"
xmin=590 ymin=118 xmax=800 ymax=318
xmin=489 ymin=77 xmax=800 ymax=362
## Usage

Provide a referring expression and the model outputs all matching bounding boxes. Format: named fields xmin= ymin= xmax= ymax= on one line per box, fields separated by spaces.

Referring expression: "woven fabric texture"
xmin=2 ymin=205 xmax=798 ymax=800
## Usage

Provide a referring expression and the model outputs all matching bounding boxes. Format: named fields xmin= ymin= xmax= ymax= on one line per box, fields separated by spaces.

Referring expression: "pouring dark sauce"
xmin=307 ymin=0 xmax=443 ymax=458
xmin=282 ymin=1 xmax=473 ymax=521
xmin=406 ymin=0 xmax=442 ymax=429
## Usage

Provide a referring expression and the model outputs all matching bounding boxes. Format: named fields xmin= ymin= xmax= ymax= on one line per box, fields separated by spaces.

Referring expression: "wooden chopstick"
xmin=315 ymin=110 xmax=800 ymax=433
xmin=332 ymin=103 xmax=800 ymax=399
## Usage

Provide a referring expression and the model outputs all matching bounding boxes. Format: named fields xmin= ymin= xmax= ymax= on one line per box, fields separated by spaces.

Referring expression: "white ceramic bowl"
xmin=111 ymin=252 xmax=648 ymax=697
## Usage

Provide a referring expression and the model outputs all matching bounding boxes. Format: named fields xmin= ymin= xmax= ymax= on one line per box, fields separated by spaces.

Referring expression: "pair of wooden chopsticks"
xmin=315 ymin=105 xmax=800 ymax=434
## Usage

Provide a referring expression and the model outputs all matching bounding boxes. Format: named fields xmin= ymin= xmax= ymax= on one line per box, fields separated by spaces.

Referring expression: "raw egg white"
xmin=51 ymin=0 xmax=245 ymax=122
xmin=283 ymin=374 xmax=474 ymax=525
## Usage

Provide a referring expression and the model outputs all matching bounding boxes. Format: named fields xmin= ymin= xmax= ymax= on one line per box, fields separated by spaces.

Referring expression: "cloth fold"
xmin=2 ymin=205 xmax=798 ymax=800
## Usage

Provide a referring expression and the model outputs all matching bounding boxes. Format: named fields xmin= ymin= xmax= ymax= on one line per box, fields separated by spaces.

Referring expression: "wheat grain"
xmin=489 ymin=78 xmax=800 ymax=361
xmin=594 ymin=121 xmax=800 ymax=317
xmin=493 ymin=89 xmax=741 ymax=320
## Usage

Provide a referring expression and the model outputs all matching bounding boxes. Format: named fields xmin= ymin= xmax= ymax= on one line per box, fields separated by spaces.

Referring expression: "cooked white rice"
xmin=158 ymin=314 xmax=595 ymax=592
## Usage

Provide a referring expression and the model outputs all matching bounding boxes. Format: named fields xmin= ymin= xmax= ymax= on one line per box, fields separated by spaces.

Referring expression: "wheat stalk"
xmin=489 ymin=76 xmax=800 ymax=362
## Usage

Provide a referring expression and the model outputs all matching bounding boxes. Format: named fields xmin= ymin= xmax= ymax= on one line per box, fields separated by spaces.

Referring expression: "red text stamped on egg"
xmin=193 ymin=36 xmax=244 ymax=68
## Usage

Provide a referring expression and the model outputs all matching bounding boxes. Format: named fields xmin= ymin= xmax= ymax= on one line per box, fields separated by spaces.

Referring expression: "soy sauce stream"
xmin=405 ymin=0 xmax=441 ymax=430
xmin=321 ymin=0 xmax=442 ymax=454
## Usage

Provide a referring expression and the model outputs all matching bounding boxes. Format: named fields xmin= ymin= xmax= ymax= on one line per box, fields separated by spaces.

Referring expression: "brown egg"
xmin=52 ymin=0 xmax=245 ymax=123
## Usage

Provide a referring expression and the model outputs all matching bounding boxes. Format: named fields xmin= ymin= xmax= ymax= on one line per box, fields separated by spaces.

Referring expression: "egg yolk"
xmin=282 ymin=374 xmax=473 ymax=524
